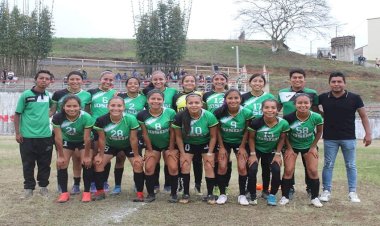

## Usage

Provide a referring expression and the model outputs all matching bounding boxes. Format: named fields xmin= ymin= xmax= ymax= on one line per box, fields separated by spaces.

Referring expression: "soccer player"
xmin=113 ymin=76 xmax=147 ymax=195
xmin=202 ymin=72 xmax=230 ymax=196
xmin=14 ymin=70 xmax=54 ymax=199
xmin=92 ymin=97 xmax=144 ymax=201
xmin=52 ymin=95 xmax=95 ymax=203
xmin=172 ymin=74 xmax=204 ymax=195
xmin=319 ymin=71 xmax=371 ymax=203
xmin=87 ymin=70 xmax=116 ymax=193
xmin=50 ymin=71 xmax=91 ymax=195
xmin=242 ymin=73 xmax=275 ymax=118
xmin=280 ymin=94 xmax=324 ymax=207
xmin=142 ymin=71 xmax=177 ymax=193
xmin=247 ymin=99 xmax=289 ymax=206
xmin=277 ymin=68 xmax=318 ymax=198
xmin=214 ymin=89 xmax=254 ymax=205
xmin=172 ymin=93 xmax=218 ymax=204
xmin=137 ymin=89 xmax=177 ymax=202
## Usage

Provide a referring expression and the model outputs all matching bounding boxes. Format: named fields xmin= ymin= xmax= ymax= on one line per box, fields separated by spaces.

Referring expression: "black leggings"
xmin=247 ymin=150 xmax=281 ymax=197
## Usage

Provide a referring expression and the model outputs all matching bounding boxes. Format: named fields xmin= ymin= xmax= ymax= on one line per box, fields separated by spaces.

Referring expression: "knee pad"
xmin=248 ymin=162 xmax=258 ymax=177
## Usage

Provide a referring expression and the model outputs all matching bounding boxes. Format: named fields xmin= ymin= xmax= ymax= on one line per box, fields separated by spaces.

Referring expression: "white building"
xmin=363 ymin=17 xmax=380 ymax=61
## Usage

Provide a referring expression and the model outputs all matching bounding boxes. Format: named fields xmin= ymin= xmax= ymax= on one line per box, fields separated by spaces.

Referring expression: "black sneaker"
xmin=179 ymin=194 xmax=190 ymax=204
xmin=145 ymin=194 xmax=156 ymax=203
xmin=261 ymin=190 xmax=269 ymax=199
xmin=207 ymin=194 xmax=216 ymax=205
xmin=168 ymin=194 xmax=178 ymax=203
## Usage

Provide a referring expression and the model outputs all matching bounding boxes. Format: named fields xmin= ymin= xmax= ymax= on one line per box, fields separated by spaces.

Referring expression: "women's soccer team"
xmin=19 ymin=69 xmax=329 ymax=207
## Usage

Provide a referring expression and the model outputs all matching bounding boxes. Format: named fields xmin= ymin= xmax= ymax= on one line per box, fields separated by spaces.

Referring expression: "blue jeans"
xmin=322 ymin=139 xmax=357 ymax=192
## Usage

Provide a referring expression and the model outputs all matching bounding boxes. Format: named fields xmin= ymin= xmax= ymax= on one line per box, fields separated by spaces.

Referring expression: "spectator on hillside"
xmin=132 ymin=69 xmax=139 ymax=78
xmin=122 ymin=72 xmax=128 ymax=80
xmin=115 ymin=72 xmax=122 ymax=81
xmin=2 ymin=69 xmax=7 ymax=84
xmin=82 ymin=69 xmax=88 ymax=80
xmin=375 ymin=58 xmax=380 ymax=68
xmin=358 ymin=56 xmax=366 ymax=66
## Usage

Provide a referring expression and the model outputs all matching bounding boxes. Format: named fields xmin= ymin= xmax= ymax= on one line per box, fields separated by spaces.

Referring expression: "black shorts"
xmin=104 ymin=145 xmax=135 ymax=158
xmin=63 ymin=140 xmax=84 ymax=151
xmin=184 ymin=143 xmax=210 ymax=155
xmin=220 ymin=142 xmax=250 ymax=155
xmin=293 ymin=146 xmax=319 ymax=154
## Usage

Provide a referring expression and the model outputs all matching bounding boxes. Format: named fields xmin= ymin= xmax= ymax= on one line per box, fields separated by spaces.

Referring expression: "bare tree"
xmin=236 ymin=0 xmax=332 ymax=52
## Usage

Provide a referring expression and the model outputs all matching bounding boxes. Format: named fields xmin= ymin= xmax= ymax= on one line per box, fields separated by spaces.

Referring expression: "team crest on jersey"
xmin=61 ymin=120 xmax=73 ymax=128
xmin=290 ymin=121 xmax=302 ymax=129
xmin=146 ymin=117 xmax=159 ymax=125
xmin=104 ymin=123 xmax=118 ymax=132
xmin=279 ymin=92 xmax=295 ymax=102
xmin=92 ymin=92 xmax=105 ymax=100
xmin=220 ymin=116 xmax=233 ymax=124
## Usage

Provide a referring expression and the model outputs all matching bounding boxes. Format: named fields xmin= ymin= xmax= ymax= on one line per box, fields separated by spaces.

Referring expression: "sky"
xmin=8 ymin=0 xmax=380 ymax=54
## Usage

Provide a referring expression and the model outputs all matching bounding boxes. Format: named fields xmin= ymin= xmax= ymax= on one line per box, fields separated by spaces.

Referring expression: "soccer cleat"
xmin=57 ymin=192 xmax=70 ymax=203
xmin=133 ymin=192 xmax=144 ymax=202
xmin=39 ymin=187 xmax=49 ymax=197
xmin=238 ymin=195 xmax=249 ymax=206
xmin=90 ymin=182 xmax=97 ymax=193
xmin=213 ymin=186 xmax=220 ymax=196
xmin=70 ymin=185 xmax=80 ymax=195
xmin=311 ymin=197 xmax=323 ymax=207
xmin=279 ymin=196 xmax=289 ymax=206
xmin=145 ymin=194 xmax=156 ymax=203
xmin=81 ymin=192 xmax=91 ymax=202
xmin=319 ymin=190 xmax=331 ymax=202
xmin=163 ymin=185 xmax=171 ymax=194
xmin=194 ymin=184 xmax=203 ymax=196
xmin=179 ymin=194 xmax=190 ymax=204
xmin=168 ymin=194 xmax=178 ymax=203
xmin=267 ymin=194 xmax=277 ymax=206
xmin=261 ymin=190 xmax=269 ymax=199
xmin=110 ymin=185 xmax=121 ymax=195
xmin=92 ymin=190 xmax=106 ymax=201
xmin=348 ymin=192 xmax=361 ymax=203
xmin=20 ymin=189 xmax=33 ymax=199
xmin=216 ymin=194 xmax=228 ymax=205
xmin=103 ymin=182 xmax=110 ymax=192
xmin=207 ymin=195 xmax=216 ymax=205
xmin=288 ymin=187 xmax=295 ymax=200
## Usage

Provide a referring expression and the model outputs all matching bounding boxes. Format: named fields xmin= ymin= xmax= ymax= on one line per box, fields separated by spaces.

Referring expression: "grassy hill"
xmin=50 ymin=38 xmax=380 ymax=103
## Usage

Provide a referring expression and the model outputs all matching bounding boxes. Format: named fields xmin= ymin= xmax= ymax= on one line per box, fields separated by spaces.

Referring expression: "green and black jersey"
xmin=284 ymin=111 xmax=323 ymax=150
xmin=52 ymin=88 xmax=91 ymax=112
xmin=137 ymin=108 xmax=176 ymax=149
xmin=215 ymin=106 xmax=254 ymax=144
xmin=52 ymin=110 xmax=95 ymax=142
xmin=117 ymin=92 xmax=147 ymax=116
xmin=172 ymin=109 xmax=218 ymax=145
xmin=241 ymin=91 xmax=275 ymax=118
xmin=203 ymin=91 xmax=225 ymax=113
xmin=94 ymin=113 xmax=140 ymax=149
xmin=277 ymin=87 xmax=318 ymax=115
xmin=87 ymin=88 xmax=116 ymax=119
xmin=248 ymin=116 xmax=290 ymax=153
xmin=161 ymin=87 xmax=178 ymax=109
xmin=15 ymin=87 xmax=52 ymax=138
xmin=172 ymin=90 xmax=203 ymax=112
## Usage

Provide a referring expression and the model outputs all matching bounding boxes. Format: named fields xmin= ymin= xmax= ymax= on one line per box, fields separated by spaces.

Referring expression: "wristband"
xmin=250 ymin=152 xmax=256 ymax=155
xmin=206 ymin=152 xmax=213 ymax=156
xmin=275 ymin=152 xmax=281 ymax=156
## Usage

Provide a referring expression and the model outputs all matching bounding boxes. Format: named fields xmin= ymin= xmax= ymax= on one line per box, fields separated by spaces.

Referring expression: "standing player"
xmin=319 ymin=71 xmax=371 ymax=203
xmin=14 ymin=70 xmax=54 ymax=199
xmin=172 ymin=74 xmax=204 ymax=195
xmin=202 ymin=72 xmax=229 ymax=196
xmin=214 ymin=89 xmax=254 ymax=205
xmin=280 ymin=94 xmax=324 ymax=207
xmin=113 ymin=76 xmax=147 ymax=195
xmin=52 ymin=95 xmax=95 ymax=203
xmin=277 ymin=68 xmax=318 ymax=198
xmin=137 ymin=89 xmax=177 ymax=202
xmin=143 ymin=71 xmax=177 ymax=193
xmin=87 ymin=70 xmax=116 ymax=193
xmin=50 ymin=71 xmax=91 ymax=195
xmin=172 ymin=93 xmax=218 ymax=204
xmin=247 ymin=99 xmax=289 ymax=206
xmin=92 ymin=97 xmax=144 ymax=201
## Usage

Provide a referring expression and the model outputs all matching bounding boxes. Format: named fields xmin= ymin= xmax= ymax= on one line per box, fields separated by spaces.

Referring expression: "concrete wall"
xmin=365 ymin=17 xmax=380 ymax=61
xmin=331 ymin=36 xmax=355 ymax=62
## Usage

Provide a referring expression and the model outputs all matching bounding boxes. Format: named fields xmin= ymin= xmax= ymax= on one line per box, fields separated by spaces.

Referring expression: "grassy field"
xmin=1 ymin=136 xmax=380 ymax=226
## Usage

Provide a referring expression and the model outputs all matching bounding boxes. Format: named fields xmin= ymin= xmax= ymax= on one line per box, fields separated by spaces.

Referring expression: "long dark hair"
xmin=61 ymin=94 xmax=82 ymax=115
xmin=181 ymin=74 xmax=197 ymax=92
xmin=181 ymin=93 xmax=202 ymax=135
xmin=248 ymin=73 xmax=266 ymax=85
xmin=211 ymin=72 xmax=229 ymax=91
xmin=142 ymin=70 xmax=167 ymax=95
xmin=214 ymin=88 xmax=241 ymax=118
